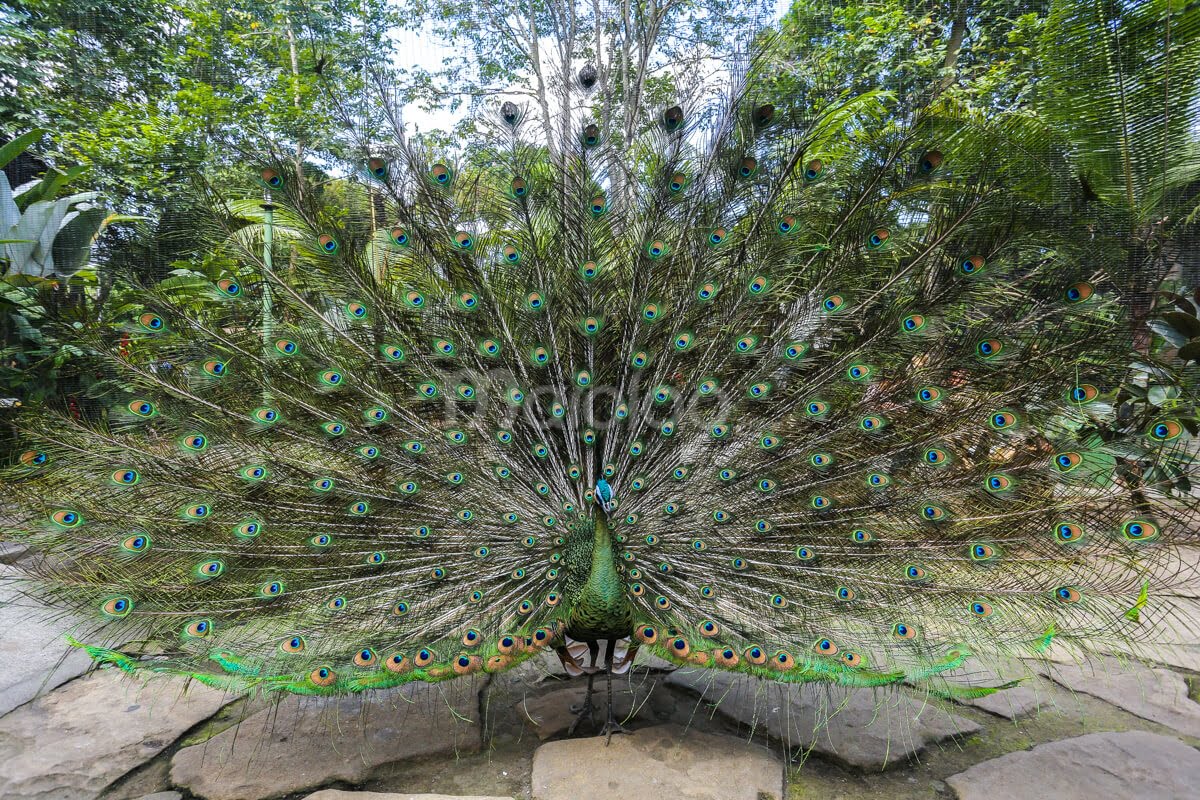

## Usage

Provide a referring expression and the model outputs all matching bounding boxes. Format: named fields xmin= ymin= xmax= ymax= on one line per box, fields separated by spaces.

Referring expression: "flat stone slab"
xmin=134 ymin=793 xmax=184 ymax=800
xmin=946 ymin=731 xmax=1200 ymax=800
xmin=516 ymin=680 xmax=658 ymax=740
xmin=1035 ymin=658 xmax=1200 ymax=736
xmin=305 ymin=793 xmax=513 ymax=800
xmin=1039 ymin=600 xmax=1200 ymax=672
xmin=531 ymin=723 xmax=783 ymax=800
xmin=634 ymin=650 xmax=678 ymax=671
xmin=1140 ymin=600 xmax=1200 ymax=670
xmin=936 ymin=663 xmax=1047 ymax=720
xmin=0 ymin=571 xmax=93 ymax=716
xmin=0 ymin=542 xmax=30 ymax=564
xmin=171 ymin=679 xmax=483 ymax=800
xmin=0 ymin=669 xmax=231 ymax=800
xmin=667 ymin=668 xmax=980 ymax=769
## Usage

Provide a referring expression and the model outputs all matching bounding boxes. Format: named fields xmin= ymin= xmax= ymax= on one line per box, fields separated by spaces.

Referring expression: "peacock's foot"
xmin=599 ymin=715 xmax=630 ymax=745
xmin=567 ymin=700 xmax=596 ymax=735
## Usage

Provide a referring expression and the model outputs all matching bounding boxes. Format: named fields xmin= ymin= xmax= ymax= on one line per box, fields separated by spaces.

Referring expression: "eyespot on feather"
xmin=309 ymin=667 xmax=336 ymax=687
xmin=1053 ymin=451 xmax=1083 ymax=472
xmin=1122 ymin=519 xmax=1159 ymax=542
xmin=969 ymin=600 xmax=994 ymax=618
xmin=280 ymin=635 xmax=305 ymax=654
xmin=385 ymin=653 xmax=412 ymax=673
xmin=1054 ymin=586 xmax=1082 ymax=604
xmin=919 ymin=149 xmax=943 ymax=173
xmin=367 ymin=157 xmax=388 ymax=179
xmin=102 ymin=596 xmax=133 ymax=617
xmin=634 ymin=626 xmax=658 ymax=644
xmin=813 ymin=638 xmax=838 ymax=656
xmin=866 ymin=228 xmax=889 ymax=249
xmin=51 ymin=509 xmax=83 ymax=527
xmin=1065 ymin=281 xmax=1094 ymax=303
xmin=452 ymin=654 xmax=482 ymax=674
xmin=744 ymin=645 xmax=768 ymax=665
xmin=715 ymin=648 xmax=739 ymax=668
xmin=216 ymin=278 xmax=241 ymax=297
xmin=111 ymin=469 xmax=140 ymax=486
xmin=121 ymin=534 xmax=150 ymax=553
xmin=128 ymin=399 xmax=157 ymax=418
xmin=1149 ymin=420 xmax=1183 ymax=441
xmin=184 ymin=618 xmax=212 ymax=638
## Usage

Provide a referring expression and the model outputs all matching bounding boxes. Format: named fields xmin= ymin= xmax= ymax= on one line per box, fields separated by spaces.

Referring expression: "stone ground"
xmin=3 ymin=557 xmax=1200 ymax=800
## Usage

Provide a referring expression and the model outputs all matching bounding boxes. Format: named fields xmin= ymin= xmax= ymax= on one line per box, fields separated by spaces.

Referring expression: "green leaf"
xmin=1162 ymin=311 xmax=1200 ymax=340
xmin=0 ymin=129 xmax=47 ymax=170
xmin=16 ymin=166 xmax=90 ymax=211
xmin=50 ymin=206 xmax=107 ymax=276
xmin=1147 ymin=384 xmax=1179 ymax=405
xmin=1179 ymin=340 xmax=1200 ymax=363
xmin=1148 ymin=320 xmax=1188 ymax=348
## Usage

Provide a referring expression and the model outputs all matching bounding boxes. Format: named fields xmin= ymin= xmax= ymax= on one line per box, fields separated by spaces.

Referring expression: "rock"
xmin=634 ymin=650 xmax=678 ymax=671
xmin=0 ymin=541 xmax=30 ymax=564
xmin=937 ymin=663 xmax=1047 ymax=720
xmin=133 ymin=793 xmax=183 ymax=800
xmin=516 ymin=679 xmax=659 ymax=740
xmin=486 ymin=651 xmax=568 ymax=696
xmin=963 ymin=682 xmax=1044 ymax=720
xmin=1035 ymin=657 xmax=1200 ymax=736
xmin=1149 ymin=546 xmax=1200 ymax=599
xmin=1037 ymin=601 xmax=1200 ymax=672
xmin=945 ymin=731 xmax=1200 ymax=800
xmin=0 ymin=669 xmax=231 ymax=800
xmin=171 ymin=679 xmax=484 ymax=800
xmin=0 ymin=570 xmax=93 ymax=716
xmin=530 ymin=723 xmax=783 ymax=800
xmin=666 ymin=668 xmax=980 ymax=770
xmin=1146 ymin=598 xmax=1200 ymax=671
xmin=304 ymin=793 xmax=512 ymax=800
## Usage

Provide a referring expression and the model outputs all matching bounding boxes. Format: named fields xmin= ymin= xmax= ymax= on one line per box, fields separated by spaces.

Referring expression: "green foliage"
xmin=768 ymin=0 xmax=1047 ymax=111
xmin=0 ymin=133 xmax=132 ymax=408
xmin=0 ymin=277 xmax=92 ymax=404
xmin=1 ymin=0 xmax=396 ymax=209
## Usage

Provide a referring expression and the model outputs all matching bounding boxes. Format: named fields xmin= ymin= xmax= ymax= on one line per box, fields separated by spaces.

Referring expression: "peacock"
xmin=4 ymin=19 xmax=1199 ymax=745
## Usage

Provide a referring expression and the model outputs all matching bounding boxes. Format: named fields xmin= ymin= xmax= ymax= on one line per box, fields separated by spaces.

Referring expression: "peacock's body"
xmin=4 ymin=23 xmax=1199 ymax=740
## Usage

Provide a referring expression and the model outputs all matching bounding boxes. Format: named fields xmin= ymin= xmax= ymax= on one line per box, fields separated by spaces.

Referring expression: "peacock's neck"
xmin=565 ymin=514 xmax=634 ymax=641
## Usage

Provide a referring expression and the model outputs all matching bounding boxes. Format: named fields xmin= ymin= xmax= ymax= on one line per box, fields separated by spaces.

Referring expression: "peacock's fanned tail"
xmin=4 ymin=50 xmax=1198 ymax=700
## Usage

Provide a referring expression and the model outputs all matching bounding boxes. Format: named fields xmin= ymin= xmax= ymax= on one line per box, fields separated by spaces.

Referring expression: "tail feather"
xmin=5 ymin=23 xmax=1199 ymax=698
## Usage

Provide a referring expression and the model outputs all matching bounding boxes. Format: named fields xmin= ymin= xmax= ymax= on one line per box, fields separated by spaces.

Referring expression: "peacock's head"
xmin=593 ymin=479 xmax=617 ymax=514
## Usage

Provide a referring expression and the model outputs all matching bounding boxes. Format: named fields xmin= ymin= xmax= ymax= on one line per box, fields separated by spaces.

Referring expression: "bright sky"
xmin=389 ymin=0 xmax=795 ymax=134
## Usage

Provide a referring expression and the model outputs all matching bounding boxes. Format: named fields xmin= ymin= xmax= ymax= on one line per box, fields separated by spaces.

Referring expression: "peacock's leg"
xmin=567 ymin=639 xmax=600 ymax=735
xmin=599 ymin=638 xmax=630 ymax=744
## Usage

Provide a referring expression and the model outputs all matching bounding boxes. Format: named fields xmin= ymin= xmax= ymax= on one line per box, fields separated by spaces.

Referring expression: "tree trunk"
xmin=285 ymin=19 xmax=306 ymax=197
xmin=526 ymin=0 xmax=556 ymax=157
xmin=935 ymin=0 xmax=969 ymax=100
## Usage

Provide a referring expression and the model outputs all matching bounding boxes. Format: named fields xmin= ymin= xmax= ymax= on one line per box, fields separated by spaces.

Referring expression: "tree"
xmin=387 ymin=0 xmax=777 ymax=152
